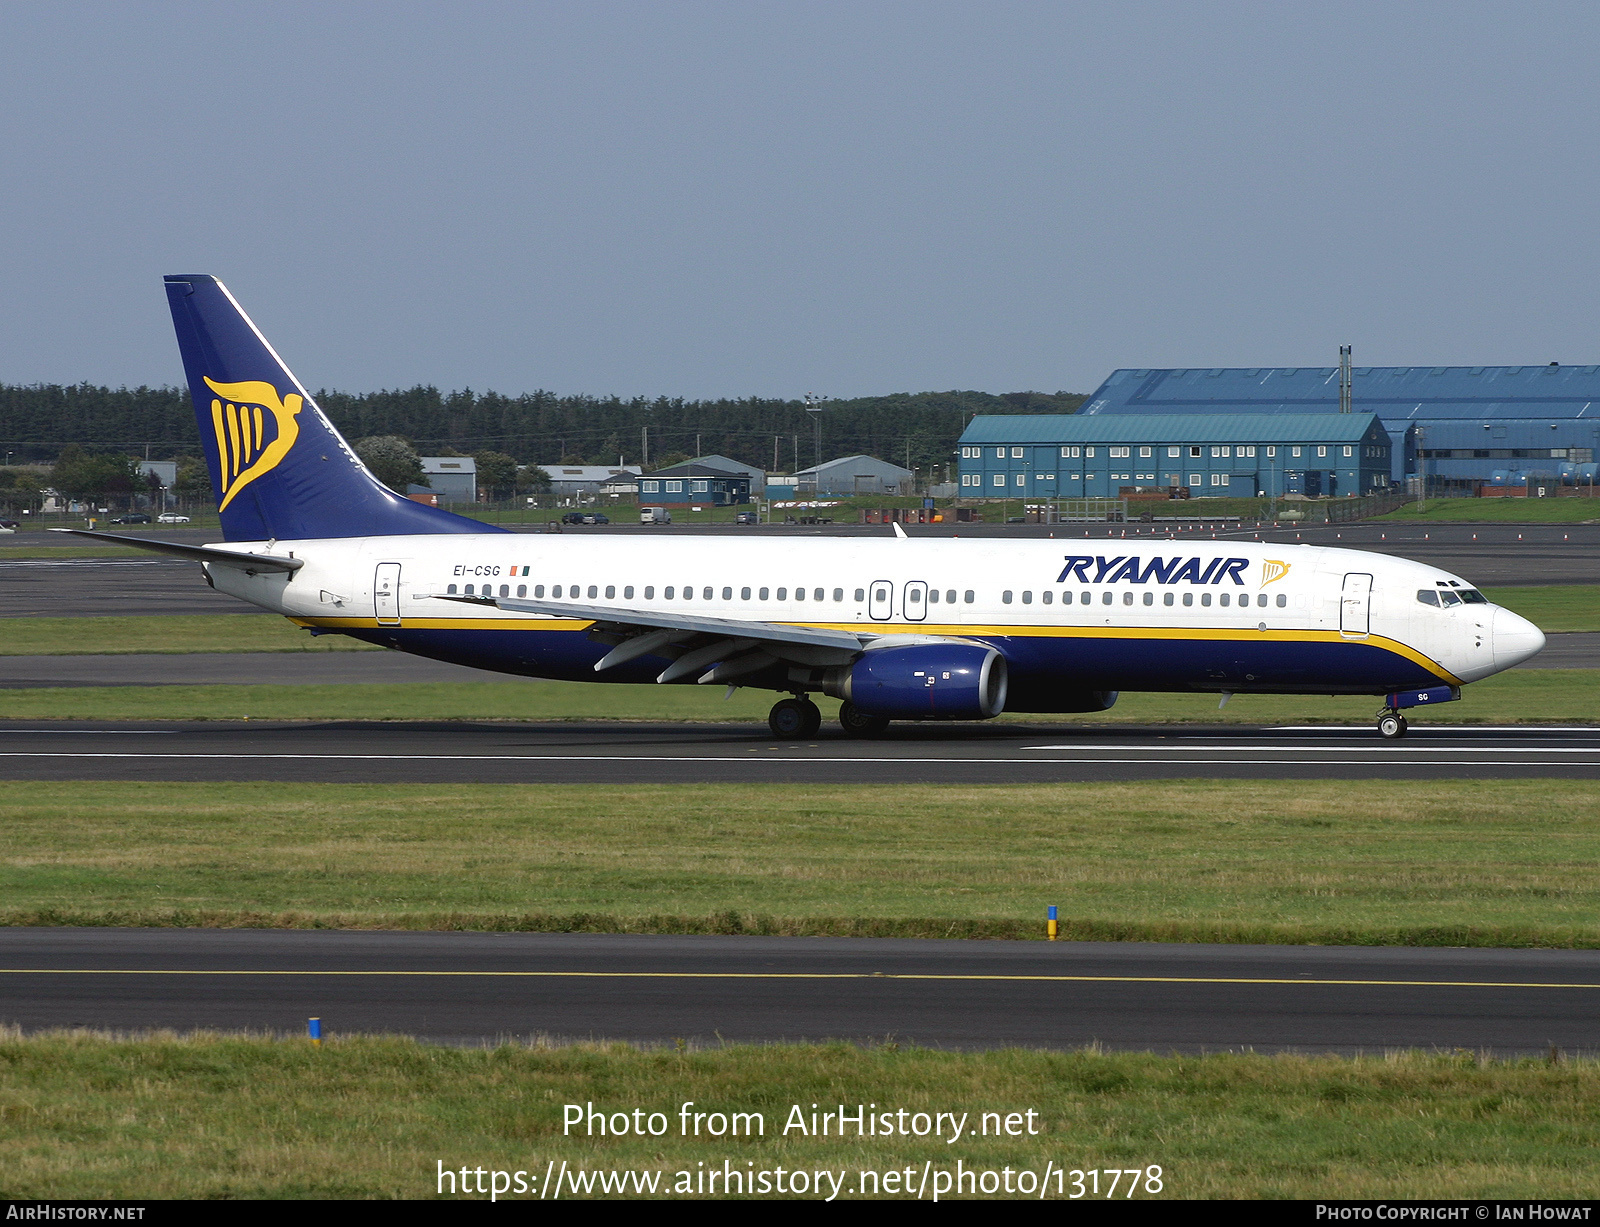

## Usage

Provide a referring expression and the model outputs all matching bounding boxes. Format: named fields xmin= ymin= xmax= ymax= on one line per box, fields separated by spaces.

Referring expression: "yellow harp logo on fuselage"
xmin=1261 ymin=559 xmax=1291 ymax=587
xmin=204 ymin=377 xmax=302 ymax=512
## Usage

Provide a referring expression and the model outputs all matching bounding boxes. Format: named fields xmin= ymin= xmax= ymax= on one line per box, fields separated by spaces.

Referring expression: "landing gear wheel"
xmin=838 ymin=701 xmax=892 ymax=738
xmin=769 ymin=697 xmax=822 ymax=739
xmin=1377 ymin=712 xmax=1407 ymax=739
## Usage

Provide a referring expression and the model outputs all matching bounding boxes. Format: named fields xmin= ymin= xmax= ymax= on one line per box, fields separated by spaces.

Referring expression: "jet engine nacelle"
xmin=824 ymin=643 xmax=1008 ymax=720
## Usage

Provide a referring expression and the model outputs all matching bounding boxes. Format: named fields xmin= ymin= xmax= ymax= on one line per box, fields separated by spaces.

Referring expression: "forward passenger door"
xmin=1340 ymin=572 xmax=1372 ymax=638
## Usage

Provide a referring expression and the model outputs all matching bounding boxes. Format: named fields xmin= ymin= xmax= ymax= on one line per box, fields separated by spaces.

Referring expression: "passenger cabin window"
xmin=795 ymin=587 xmax=805 ymax=600
xmin=1122 ymin=591 xmax=1133 ymax=605
xmin=702 ymin=587 xmax=713 ymax=600
xmin=813 ymin=588 xmax=824 ymax=601
xmin=1182 ymin=593 xmax=1193 ymax=606
xmin=855 ymin=588 xmax=867 ymax=601
xmin=534 ymin=585 xmax=545 ymax=597
xmin=759 ymin=587 xmax=769 ymax=599
xmin=722 ymin=586 xmax=733 ymax=600
xmin=1219 ymin=593 xmax=1230 ymax=607
xmin=1163 ymin=593 xmax=1174 ymax=606
xmin=1002 ymin=591 xmax=1013 ymax=604
xmin=644 ymin=586 xmax=654 ymax=598
xmin=605 ymin=585 xmax=615 ymax=598
xmin=517 ymin=585 xmax=527 ymax=597
xmin=741 ymin=587 xmax=752 ymax=600
xmin=1276 ymin=594 xmax=1286 ymax=607
xmin=1201 ymin=593 xmax=1211 ymax=607
xmin=664 ymin=586 xmax=674 ymax=599
xmin=777 ymin=588 xmax=788 ymax=599
xmin=1101 ymin=591 xmax=1112 ymax=605
xmin=588 ymin=585 xmax=598 ymax=598
xmin=946 ymin=590 xmax=956 ymax=603
xmin=964 ymin=590 xmax=975 ymax=603
xmin=1142 ymin=592 xmax=1153 ymax=606
xmin=1081 ymin=591 xmax=1091 ymax=604
xmin=1041 ymin=591 xmax=1052 ymax=605
xmin=833 ymin=588 xmax=844 ymax=602
xmin=1020 ymin=591 xmax=1031 ymax=604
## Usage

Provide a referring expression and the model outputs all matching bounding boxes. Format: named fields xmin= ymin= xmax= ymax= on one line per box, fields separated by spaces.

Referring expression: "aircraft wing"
xmin=434 ymin=593 xmax=866 ymax=684
xmin=51 ymin=528 xmax=305 ymax=574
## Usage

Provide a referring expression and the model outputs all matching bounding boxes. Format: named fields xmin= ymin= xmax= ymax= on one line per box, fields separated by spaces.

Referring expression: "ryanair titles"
xmin=1056 ymin=555 xmax=1255 ymax=586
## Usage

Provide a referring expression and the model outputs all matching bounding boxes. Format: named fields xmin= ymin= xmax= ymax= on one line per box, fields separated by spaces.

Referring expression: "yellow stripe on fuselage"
xmin=290 ymin=615 xmax=1462 ymax=686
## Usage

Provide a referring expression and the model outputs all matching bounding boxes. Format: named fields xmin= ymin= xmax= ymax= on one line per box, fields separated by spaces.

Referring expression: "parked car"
xmin=735 ymin=511 xmax=758 ymax=525
xmin=0 ymin=520 xmax=17 ymax=533
xmin=110 ymin=514 xmax=151 ymax=525
xmin=156 ymin=513 xmax=191 ymax=524
xmin=584 ymin=513 xmax=609 ymax=525
xmin=559 ymin=511 xmax=610 ymax=525
xmin=640 ymin=507 xmax=672 ymax=524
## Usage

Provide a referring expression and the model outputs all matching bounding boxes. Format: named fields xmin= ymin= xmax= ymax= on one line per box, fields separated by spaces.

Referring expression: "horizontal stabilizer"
xmin=52 ymin=528 xmax=304 ymax=574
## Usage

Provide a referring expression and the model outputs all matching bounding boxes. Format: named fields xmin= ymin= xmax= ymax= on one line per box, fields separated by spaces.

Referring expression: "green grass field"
xmin=6 ymin=779 xmax=1600 ymax=945
xmin=0 ymin=615 xmax=377 ymax=654
xmin=0 ymin=666 xmax=1588 ymax=723
xmin=3 ymin=1035 xmax=1597 ymax=1200
xmin=1378 ymin=498 xmax=1600 ymax=522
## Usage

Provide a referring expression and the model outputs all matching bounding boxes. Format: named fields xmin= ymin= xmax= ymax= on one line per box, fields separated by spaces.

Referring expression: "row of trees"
xmin=0 ymin=384 xmax=1084 ymax=479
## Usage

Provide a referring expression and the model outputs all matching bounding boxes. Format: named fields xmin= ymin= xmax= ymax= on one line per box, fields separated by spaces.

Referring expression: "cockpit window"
xmin=1458 ymin=588 xmax=1488 ymax=604
xmin=1416 ymin=590 xmax=1439 ymax=607
xmin=1439 ymin=590 xmax=1462 ymax=607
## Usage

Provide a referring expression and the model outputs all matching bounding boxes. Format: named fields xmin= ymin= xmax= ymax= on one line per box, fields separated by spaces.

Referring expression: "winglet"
xmin=892 ymin=522 xmax=908 ymax=539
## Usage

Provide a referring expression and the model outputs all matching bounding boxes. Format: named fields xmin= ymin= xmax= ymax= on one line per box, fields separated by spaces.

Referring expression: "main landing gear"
xmin=1377 ymin=709 xmax=1408 ymax=739
xmin=838 ymin=701 xmax=891 ymax=739
xmin=768 ymin=696 xmax=822 ymax=739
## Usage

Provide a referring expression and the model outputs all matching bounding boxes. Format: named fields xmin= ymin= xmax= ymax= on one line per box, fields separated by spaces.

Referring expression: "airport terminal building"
xmin=1074 ymin=365 xmax=1600 ymax=486
xmin=957 ymin=413 xmax=1392 ymax=499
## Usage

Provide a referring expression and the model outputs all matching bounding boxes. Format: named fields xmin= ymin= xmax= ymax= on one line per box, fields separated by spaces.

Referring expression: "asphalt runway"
xmin=4 ymin=522 xmax=1598 ymax=620
xmin=3 ymin=929 xmax=1596 ymax=1054
xmin=6 ymin=720 xmax=1600 ymax=782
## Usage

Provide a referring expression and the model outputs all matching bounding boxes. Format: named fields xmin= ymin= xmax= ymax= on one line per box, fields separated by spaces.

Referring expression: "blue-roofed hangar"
xmin=1074 ymin=365 xmax=1600 ymax=486
xmin=958 ymin=413 xmax=1392 ymax=499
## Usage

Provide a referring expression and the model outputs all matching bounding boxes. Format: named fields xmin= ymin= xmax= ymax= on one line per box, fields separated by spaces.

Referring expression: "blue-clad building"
xmin=1075 ymin=365 xmax=1600 ymax=484
xmin=957 ymin=413 xmax=1392 ymax=499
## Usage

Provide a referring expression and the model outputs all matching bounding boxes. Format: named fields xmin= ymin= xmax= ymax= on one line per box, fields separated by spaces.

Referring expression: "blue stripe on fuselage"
xmin=340 ymin=625 xmax=1441 ymax=694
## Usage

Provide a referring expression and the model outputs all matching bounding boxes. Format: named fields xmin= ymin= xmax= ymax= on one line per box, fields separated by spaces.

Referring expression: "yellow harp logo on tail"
xmin=1261 ymin=559 xmax=1291 ymax=587
xmin=203 ymin=377 xmax=302 ymax=512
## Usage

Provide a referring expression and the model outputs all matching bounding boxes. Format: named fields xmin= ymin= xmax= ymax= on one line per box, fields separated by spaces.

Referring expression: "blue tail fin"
xmin=164 ymin=275 xmax=502 ymax=541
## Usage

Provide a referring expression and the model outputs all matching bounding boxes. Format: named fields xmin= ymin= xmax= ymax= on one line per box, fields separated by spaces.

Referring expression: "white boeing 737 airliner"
xmin=65 ymin=276 xmax=1546 ymax=739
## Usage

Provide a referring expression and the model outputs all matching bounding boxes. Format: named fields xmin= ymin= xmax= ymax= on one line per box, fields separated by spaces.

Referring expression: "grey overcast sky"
xmin=2 ymin=1 xmax=1597 ymax=399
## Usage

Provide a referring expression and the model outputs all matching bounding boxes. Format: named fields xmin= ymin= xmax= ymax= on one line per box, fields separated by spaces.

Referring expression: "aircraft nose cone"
xmin=1492 ymin=607 xmax=1545 ymax=670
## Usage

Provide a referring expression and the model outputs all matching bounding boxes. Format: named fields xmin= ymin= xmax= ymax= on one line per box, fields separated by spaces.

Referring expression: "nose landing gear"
xmin=1377 ymin=709 xmax=1408 ymax=739
xmin=768 ymin=696 xmax=822 ymax=739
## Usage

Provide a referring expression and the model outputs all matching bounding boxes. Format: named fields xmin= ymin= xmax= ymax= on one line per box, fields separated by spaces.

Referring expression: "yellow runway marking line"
xmin=1 ymin=970 xmax=1597 ymax=990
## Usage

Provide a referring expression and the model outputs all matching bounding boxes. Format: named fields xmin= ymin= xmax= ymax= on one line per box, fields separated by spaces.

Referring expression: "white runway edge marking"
xmin=1267 ymin=726 xmax=1600 ymax=733
xmin=0 ymin=752 xmax=1592 ymax=769
xmin=1023 ymin=744 xmax=1600 ymax=754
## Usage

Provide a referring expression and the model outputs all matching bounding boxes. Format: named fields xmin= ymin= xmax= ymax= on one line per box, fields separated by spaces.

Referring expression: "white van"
xmin=640 ymin=506 xmax=672 ymax=524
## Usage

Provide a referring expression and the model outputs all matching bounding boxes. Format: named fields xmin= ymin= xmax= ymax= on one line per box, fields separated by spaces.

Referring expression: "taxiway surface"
xmin=5 ymin=720 xmax=1600 ymax=782
xmin=3 ymin=929 xmax=1595 ymax=1055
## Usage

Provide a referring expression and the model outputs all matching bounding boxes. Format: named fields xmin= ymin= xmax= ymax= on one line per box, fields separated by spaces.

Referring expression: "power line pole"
xmin=1339 ymin=346 xmax=1352 ymax=413
xmin=641 ymin=426 xmax=649 ymax=468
